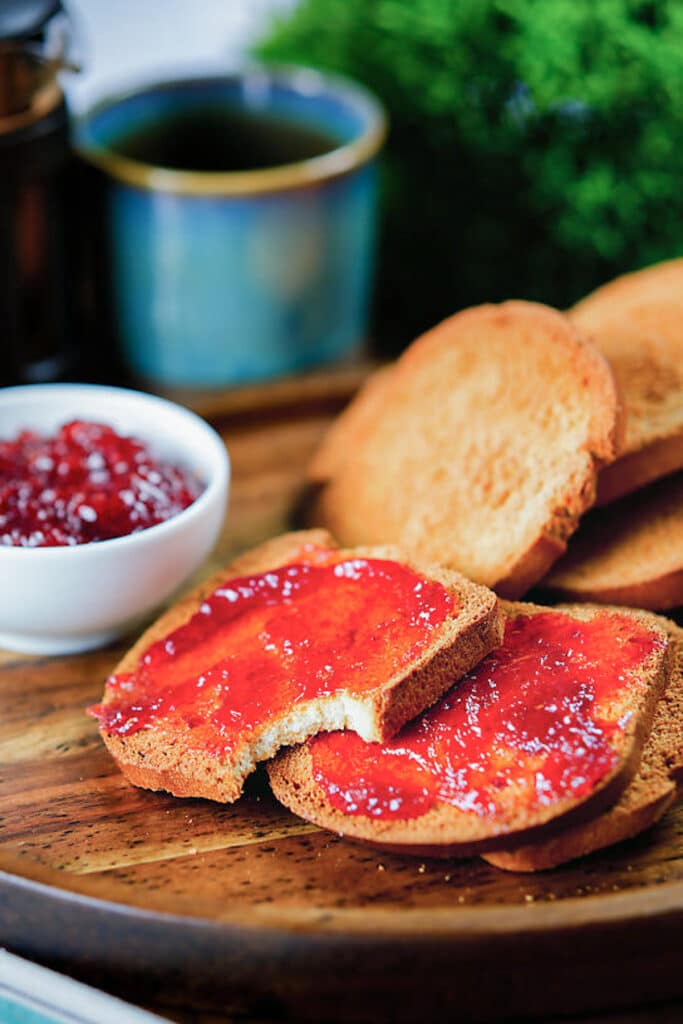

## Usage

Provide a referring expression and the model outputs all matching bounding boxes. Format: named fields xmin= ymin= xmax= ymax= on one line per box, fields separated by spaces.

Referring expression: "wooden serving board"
xmin=1 ymin=367 xmax=682 ymax=1024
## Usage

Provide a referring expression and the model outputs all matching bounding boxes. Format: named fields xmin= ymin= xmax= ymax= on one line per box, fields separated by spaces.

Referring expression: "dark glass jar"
xmin=0 ymin=1 xmax=89 ymax=385
xmin=0 ymin=87 xmax=81 ymax=384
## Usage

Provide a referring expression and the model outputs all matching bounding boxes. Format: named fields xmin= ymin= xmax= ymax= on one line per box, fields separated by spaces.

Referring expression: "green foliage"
xmin=257 ymin=0 xmax=683 ymax=350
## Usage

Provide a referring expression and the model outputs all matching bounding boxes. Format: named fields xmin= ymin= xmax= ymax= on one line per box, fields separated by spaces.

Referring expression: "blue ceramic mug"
xmin=75 ymin=67 xmax=386 ymax=388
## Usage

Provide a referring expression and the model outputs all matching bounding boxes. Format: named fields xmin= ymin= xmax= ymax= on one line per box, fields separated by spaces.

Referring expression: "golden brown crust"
xmin=545 ymin=570 xmax=683 ymax=614
xmin=571 ymin=258 xmax=683 ymax=322
xmin=544 ymin=474 xmax=683 ymax=610
xmin=267 ymin=602 xmax=673 ymax=855
xmin=596 ymin=430 xmax=683 ymax=506
xmin=571 ymin=260 xmax=683 ymax=501
xmin=483 ymin=621 xmax=683 ymax=871
xmin=495 ymin=511 xmax=585 ymax=600
xmin=374 ymin=603 xmax=504 ymax=738
xmin=311 ymin=301 xmax=622 ymax=595
xmin=94 ymin=530 xmax=503 ymax=803
xmin=482 ymin=792 xmax=676 ymax=872
xmin=95 ymin=734 xmax=244 ymax=802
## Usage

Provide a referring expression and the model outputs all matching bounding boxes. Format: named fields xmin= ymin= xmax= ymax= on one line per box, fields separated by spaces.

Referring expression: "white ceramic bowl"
xmin=0 ymin=384 xmax=230 ymax=654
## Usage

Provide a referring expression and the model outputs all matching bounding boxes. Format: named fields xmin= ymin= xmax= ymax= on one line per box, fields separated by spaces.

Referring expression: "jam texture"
xmin=0 ymin=420 xmax=202 ymax=546
xmin=308 ymin=611 xmax=665 ymax=821
xmin=89 ymin=556 xmax=456 ymax=755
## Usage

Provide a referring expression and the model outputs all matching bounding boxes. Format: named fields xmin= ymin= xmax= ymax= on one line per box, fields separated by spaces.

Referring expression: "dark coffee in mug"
xmin=108 ymin=106 xmax=340 ymax=172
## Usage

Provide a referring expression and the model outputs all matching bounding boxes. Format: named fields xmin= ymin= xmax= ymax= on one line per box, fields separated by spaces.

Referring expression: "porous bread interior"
xmin=482 ymin=620 xmax=683 ymax=871
xmin=267 ymin=601 xmax=672 ymax=853
xmin=95 ymin=530 xmax=502 ymax=803
xmin=315 ymin=301 xmax=621 ymax=592
xmin=110 ymin=689 xmax=383 ymax=803
xmin=546 ymin=473 xmax=683 ymax=602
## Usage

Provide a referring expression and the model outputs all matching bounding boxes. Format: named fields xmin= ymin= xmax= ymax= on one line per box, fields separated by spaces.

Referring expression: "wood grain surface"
xmin=0 ymin=368 xmax=682 ymax=1024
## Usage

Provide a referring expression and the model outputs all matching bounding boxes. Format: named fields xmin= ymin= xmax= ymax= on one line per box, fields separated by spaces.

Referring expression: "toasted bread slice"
xmin=268 ymin=602 xmax=672 ymax=856
xmin=312 ymin=301 xmax=622 ymax=598
xmin=89 ymin=529 xmax=503 ymax=803
xmin=484 ymin=620 xmax=683 ymax=871
xmin=571 ymin=258 xmax=683 ymax=320
xmin=571 ymin=265 xmax=683 ymax=505
xmin=308 ymin=365 xmax=395 ymax=483
xmin=544 ymin=474 xmax=683 ymax=610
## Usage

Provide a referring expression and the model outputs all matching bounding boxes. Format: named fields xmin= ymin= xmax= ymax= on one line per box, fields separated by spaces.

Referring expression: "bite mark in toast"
xmin=89 ymin=530 xmax=503 ymax=803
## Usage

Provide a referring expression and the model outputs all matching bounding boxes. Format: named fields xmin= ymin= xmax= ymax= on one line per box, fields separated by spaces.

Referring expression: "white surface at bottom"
xmin=0 ymin=950 xmax=170 ymax=1024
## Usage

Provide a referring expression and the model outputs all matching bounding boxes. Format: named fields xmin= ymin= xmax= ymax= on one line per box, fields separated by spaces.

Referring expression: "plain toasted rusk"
xmin=89 ymin=529 xmax=503 ymax=803
xmin=307 ymin=364 xmax=395 ymax=483
xmin=268 ymin=602 xmax=673 ymax=856
xmin=484 ymin=620 xmax=683 ymax=871
xmin=312 ymin=301 xmax=623 ymax=598
xmin=571 ymin=258 xmax=683 ymax=320
xmin=571 ymin=261 xmax=683 ymax=504
xmin=544 ymin=473 xmax=683 ymax=610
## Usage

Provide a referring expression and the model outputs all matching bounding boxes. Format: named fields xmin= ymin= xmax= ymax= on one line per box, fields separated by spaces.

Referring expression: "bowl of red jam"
xmin=0 ymin=384 xmax=229 ymax=654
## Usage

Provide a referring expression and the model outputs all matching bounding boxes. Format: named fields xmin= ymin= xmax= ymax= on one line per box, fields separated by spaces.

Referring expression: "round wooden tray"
xmin=1 ymin=375 xmax=682 ymax=1022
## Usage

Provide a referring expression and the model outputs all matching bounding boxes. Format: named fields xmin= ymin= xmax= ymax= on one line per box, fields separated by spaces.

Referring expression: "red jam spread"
xmin=308 ymin=611 xmax=665 ymax=821
xmin=0 ymin=420 xmax=202 ymax=546
xmin=88 ymin=554 xmax=456 ymax=755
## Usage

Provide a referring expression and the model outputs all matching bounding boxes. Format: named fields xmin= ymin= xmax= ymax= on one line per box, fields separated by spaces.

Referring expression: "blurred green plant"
xmin=257 ymin=0 xmax=683 ymax=351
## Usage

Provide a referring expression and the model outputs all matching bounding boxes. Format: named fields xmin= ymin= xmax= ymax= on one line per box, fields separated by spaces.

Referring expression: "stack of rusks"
xmin=91 ymin=259 xmax=683 ymax=872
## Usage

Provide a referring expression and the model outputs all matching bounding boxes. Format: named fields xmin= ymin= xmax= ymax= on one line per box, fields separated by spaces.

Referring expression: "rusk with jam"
xmin=268 ymin=601 xmax=673 ymax=856
xmin=89 ymin=529 xmax=503 ymax=803
xmin=484 ymin=619 xmax=683 ymax=871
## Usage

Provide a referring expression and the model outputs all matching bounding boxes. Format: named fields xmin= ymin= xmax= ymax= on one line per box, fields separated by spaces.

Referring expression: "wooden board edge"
xmin=2 ymin=861 xmax=683 ymax=1024
xmin=2 ymin=851 xmax=683 ymax=939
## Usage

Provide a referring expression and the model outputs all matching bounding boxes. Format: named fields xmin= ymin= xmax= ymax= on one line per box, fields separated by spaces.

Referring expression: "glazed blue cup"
xmin=75 ymin=68 xmax=386 ymax=387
